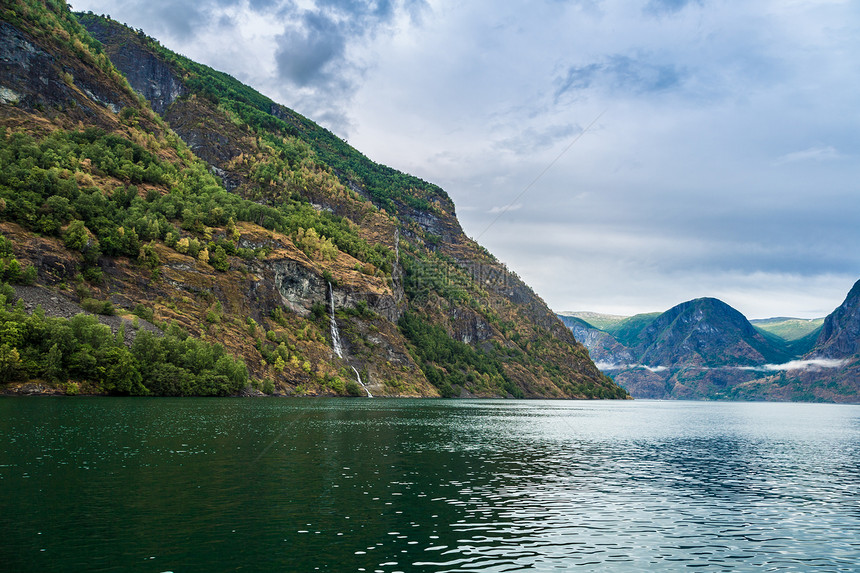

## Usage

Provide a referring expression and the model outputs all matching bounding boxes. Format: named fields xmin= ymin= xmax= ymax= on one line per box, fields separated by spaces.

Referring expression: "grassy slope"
xmin=751 ymin=317 xmax=825 ymax=341
xmin=557 ymin=311 xmax=630 ymax=331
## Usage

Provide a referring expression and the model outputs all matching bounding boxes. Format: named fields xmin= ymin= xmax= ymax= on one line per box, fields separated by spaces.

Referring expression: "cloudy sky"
xmin=71 ymin=0 xmax=860 ymax=319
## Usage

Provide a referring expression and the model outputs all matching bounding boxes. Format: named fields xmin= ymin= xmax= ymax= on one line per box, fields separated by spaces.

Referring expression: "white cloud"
xmin=488 ymin=203 xmax=523 ymax=214
xmin=597 ymin=359 xmax=851 ymax=374
xmin=738 ymin=358 xmax=851 ymax=372
xmin=595 ymin=363 xmax=668 ymax=372
xmin=774 ymin=145 xmax=842 ymax=165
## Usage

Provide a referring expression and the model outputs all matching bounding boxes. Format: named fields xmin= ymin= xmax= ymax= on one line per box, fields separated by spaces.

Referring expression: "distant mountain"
xmin=558 ymin=315 xmax=635 ymax=366
xmin=634 ymin=298 xmax=790 ymax=367
xmin=731 ymin=280 xmax=860 ymax=402
xmin=605 ymin=298 xmax=791 ymax=399
xmin=751 ymin=317 xmax=825 ymax=341
xmin=810 ymin=280 xmax=860 ymax=359
xmin=560 ymin=290 xmax=860 ymax=402
xmin=558 ymin=311 xmax=629 ymax=331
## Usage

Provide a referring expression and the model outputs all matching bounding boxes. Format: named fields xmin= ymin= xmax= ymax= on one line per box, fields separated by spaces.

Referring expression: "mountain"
xmin=562 ymin=287 xmax=860 ymax=402
xmin=557 ymin=311 xmax=629 ymax=331
xmin=730 ymin=279 xmax=860 ymax=402
xmin=558 ymin=314 xmax=636 ymax=367
xmin=809 ymin=280 xmax=860 ymax=359
xmin=750 ymin=316 xmax=824 ymax=342
xmin=750 ymin=316 xmax=823 ymax=357
xmin=0 ymin=2 xmax=627 ymax=399
xmin=602 ymin=298 xmax=792 ymax=399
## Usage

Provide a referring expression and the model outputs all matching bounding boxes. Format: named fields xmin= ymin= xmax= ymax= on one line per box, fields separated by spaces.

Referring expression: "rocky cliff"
xmin=0 ymin=2 xmax=627 ymax=399
xmin=731 ymin=280 xmax=860 ymax=403
xmin=810 ymin=279 xmax=860 ymax=360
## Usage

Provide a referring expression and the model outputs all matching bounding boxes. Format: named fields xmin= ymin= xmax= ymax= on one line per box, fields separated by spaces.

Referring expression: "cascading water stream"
xmin=328 ymin=282 xmax=371 ymax=397
xmin=328 ymin=282 xmax=344 ymax=359
xmin=351 ymin=366 xmax=372 ymax=398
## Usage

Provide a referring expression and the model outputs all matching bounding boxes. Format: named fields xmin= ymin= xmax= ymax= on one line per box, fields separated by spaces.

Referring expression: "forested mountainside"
xmin=562 ymin=287 xmax=860 ymax=403
xmin=0 ymin=1 xmax=627 ymax=399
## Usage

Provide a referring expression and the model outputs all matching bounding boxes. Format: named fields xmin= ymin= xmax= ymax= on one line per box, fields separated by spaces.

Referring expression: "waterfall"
xmin=328 ymin=282 xmax=343 ymax=359
xmin=351 ymin=366 xmax=372 ymax=398
xmin=329 ymin=281 xmax=372 ymax=398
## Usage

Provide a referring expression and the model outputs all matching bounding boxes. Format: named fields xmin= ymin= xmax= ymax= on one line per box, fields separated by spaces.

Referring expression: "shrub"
xmin=81 ymin=297 xmax=113 ymax=315
xmin=262 ymin=378 xmax=275 ymax=394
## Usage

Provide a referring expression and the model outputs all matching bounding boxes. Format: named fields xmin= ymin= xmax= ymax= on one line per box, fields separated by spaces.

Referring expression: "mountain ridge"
xmin=560 ymin=286 xmax=859 ymax=401
xmin=0 ymin=1 xmax=627 ymax=399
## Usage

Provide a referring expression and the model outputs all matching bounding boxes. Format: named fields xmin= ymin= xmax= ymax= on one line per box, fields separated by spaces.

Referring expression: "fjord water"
xmin=1 ymin=399 xmax=859 ymax=572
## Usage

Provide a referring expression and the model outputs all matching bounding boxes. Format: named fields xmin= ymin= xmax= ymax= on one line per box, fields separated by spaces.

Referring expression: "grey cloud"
xmin=100 ymin=0 xmax=210 ymax=41
xmin=270 ymin=0 xmax=429 ymax=133
xmin=644 ymin=0 xmax=703 ymax=16
xmin=275 ymin=12 xmax=346 ymax=86
xmin=495 ymin=123 xmax=581 ymax=155
xmin=273 ymin=0 xmax=406 ymax=87
xmin=317 ymin=0 xmax=395 ymax=24
xmin=555 ymin=55 xmax=685 ymax=100
xmin=248 ymin=0 xmax=282 ymax=10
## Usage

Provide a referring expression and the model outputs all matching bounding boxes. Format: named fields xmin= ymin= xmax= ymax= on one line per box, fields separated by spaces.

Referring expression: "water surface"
xmin=1 ymin=398 xmax=858 ymax=571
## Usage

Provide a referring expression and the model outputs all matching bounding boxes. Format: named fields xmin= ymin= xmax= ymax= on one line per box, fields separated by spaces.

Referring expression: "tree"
xmin=45 ymin=343 xmax=63 ymax=382
xmin=209 ymin=245 xmax=228 ymax=271
xmin=63 ymin=219 xmax=89 ymax=251
xmin=0 ymin=343 xmax=21 ymax=383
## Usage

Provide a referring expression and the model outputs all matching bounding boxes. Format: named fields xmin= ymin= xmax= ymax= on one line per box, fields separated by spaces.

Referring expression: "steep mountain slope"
xmin=809 ymin=280 xmax=860 ymax=359
xmin=0 ymin=2 xmax=626 ymax=399
xmin=563 ymin=289 xmax=860 ymax=402
xmin=562 ymin=298 xmax=795 ymax=399
xmin=731 ymin=279 xmax=860 ymax=402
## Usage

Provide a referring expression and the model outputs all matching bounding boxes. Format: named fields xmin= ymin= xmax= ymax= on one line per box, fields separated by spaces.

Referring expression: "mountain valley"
xmin=560 ymin=282 xmax=860 ymax=402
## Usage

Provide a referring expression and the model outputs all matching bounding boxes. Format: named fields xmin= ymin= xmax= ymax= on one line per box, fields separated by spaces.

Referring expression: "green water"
xmin=1 ymin=398 xmax=859 ymax=571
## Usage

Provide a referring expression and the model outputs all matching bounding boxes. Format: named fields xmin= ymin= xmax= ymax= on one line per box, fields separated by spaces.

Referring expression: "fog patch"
xmin=595 ymin=362 xmax=668 ymax=373
xmin=738 ymin=359 xmax=850 ymax=373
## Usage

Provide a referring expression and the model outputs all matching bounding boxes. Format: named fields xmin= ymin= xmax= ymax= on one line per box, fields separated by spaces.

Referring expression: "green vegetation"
xmin=0 ymin=282 xmax=247 ymax=395
xmin=751 ymin=317 xmax=825 ymax=342
xmin=0 ymin=234 xmax=37 ymax=285
xmin=558 ymin=311 xmax=630 ymax=331
xmin=75 ymin=12 xmax=449 ymax=216
xmin=0 ymin=127 xmax=392 ymax=273
xmin=605 ymin=312 xmax=662 ymax=347
xmin=398 ymin=310 xmax=522 ymax=398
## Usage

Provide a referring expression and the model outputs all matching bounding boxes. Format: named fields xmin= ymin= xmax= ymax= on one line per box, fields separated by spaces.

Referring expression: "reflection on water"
xmin=1 ymin=398 xmax=859 ymax=571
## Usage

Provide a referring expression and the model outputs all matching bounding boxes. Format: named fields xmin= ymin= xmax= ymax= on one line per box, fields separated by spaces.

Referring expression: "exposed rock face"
xmin=0 ymin=20 xmax=72 ymax=109
xmin=811 ymin=279 xmax=860 ymax=359
xmin=0 ymin=19 xmax=133 ymax=124
xmin=82 ymin=18 xmax=184 ymax=114
xmin=450 ymin=306 xmax=495 ymax=345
